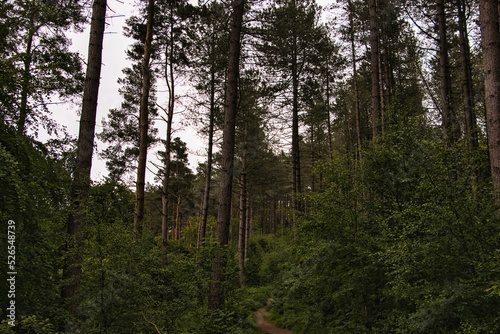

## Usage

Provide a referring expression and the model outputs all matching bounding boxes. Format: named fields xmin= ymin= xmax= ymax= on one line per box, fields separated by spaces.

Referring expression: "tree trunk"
xmin=245 ymin=196 xmax=251 ymax=260
xmin=326 ymin=57 xmax=333 ymax=155
xmin=291 ymin=35 xmax=302 ymax=214
xmin=161 ymin=7 xmax=176 ymax=264
xmin=61 ymin=0 xmax=107 ymax=320
xmin=134 ymin=0 xmax=155 ymax=237
xmin=199 ymin=58 xmax=217 ymax=245
xmin=174 ymin=195 xmax=181 ymax=241
xmin=479 ymin=0 xmax=500 ymax=202
xmin=348 ymin=0 xmax=362 ymax=160
xmin=238 ymin=169 xmax=247 ymax=287
xmin=369 ymin=0 xmax=381 ymax=140
xmin=457 ymin=0 xmax=478 ymax=151
xmin=209 ymin=0 xmax=245 ymax=311
xmin=437 ymin=0 xmax=459 ymax=143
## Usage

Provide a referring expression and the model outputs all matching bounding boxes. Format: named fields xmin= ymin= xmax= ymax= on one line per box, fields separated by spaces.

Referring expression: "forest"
xmin=2 ymin=0 xmax=500 ymax=333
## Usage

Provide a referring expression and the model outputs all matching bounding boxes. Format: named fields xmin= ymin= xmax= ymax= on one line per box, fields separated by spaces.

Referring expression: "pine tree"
xmin=0 ymin=0 xmax=85 ymax=135
xmin=99 ymin=56 xmax=158 ymax=182
xmin=209 ymin=0 xmax=246 ymax=312
xmin=134 ymin=0 xmax=155 ymax=237
xmin=62 ymin=0 xmax=106 ymax=321
xmin=256 ymin=0 xmax=325 ymax=214
xmin=189 ymin=0 xmax=229 ymax=246
xmin=479 ymin=0 xmax=500 ymax=202
xmin=155 ymin=0 xmax=195 ymax=262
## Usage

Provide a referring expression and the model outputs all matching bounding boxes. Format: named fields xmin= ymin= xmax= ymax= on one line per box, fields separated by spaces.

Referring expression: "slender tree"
xmin=62 ymin=0 xmax=106 ymax=319
xmin=457 ymin=0 xmax=478 ymax=152
xmin=133 ymin=0 xmax=155 ymax=236
xmin=257 ymin=0 xmax=324 ymax=213
xmin=348 ymin=0 xmax=362 ymax=159
xmin=369 ymin=0 xmax=381 ymax=140
xmin=156 ymin=0 xmax=193 ymax=262
xmin=193 ymin=2 xmax=229 ymax=245
xmin=209 ymin=0 xmax=245 ymax=311
xmin=437 ymin=0 xmax=459 ymax=143
xmin=238 ymin=150 xmax=247 ymax=287
xmin=99 ymin=15 xmax=159 ymax=183
xmin=479 ymin=0 xmax=500 ymax=201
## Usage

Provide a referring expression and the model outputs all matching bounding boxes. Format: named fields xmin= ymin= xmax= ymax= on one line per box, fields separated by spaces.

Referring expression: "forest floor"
xmin=255 ymin=307 xmax=294 ymax=334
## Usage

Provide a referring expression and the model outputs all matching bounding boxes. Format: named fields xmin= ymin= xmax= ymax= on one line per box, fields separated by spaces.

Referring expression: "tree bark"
xmin=369 ymin=0 xmax=381 ymax=140
xmin=199 ymin=51 xmax=217 ymax=245
xmin=326 ymin=57 xmax=333 ymax=155
xmin=209 ymin=0 xmax=245 ymax=311
xmin=238 ymin=169 xmax=247 ymax=287
xmin=479 ymin=0 xmax=500 ymax=202
xmin=134 ymin=0 xmax=155 ymax=237
xmin=348 ymin=0 xmax=362 ymax=159
xmin=245 ymin=196 xmax=251 ymax=260
xmin=437 ymin=0 xmax=459 ymax=143
xmin=457 ymin=0 xmax=478 ymax=151
xmin=61 ymin=0 xmax=106 ymax=320
xmin=291 ymin=34 xmax=302 ymax=213
xmin=161 ymin=2 xmax=180 ymax=263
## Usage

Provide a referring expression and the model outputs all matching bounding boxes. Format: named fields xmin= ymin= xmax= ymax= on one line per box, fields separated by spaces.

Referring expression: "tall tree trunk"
xmin=348 ymin=0 xmax=362 ymax=159
xmin=326 ymin=57 xmax=333 ymax=155
xmin=238 ymin=167 xmax=247 ymax=287
xmin=161 ymin=7 xmax=176 ymax=264
xmin=245 ymin=196 xmax=251 ymax=260
xmin=479 ymin=0 xmax=500 ymax=202
xmin=174 ymin=195 xmax=181 ymax=241
xmin=437 ymin=0 xmax=459 ymax=143
xmin=457 ymin=0 xmax=478 ymax=151
xmin=238 ymin=118 xmax=248 ymax=287
xmin=61 ymin=0 xmax=106 ymax=320
xmin=209 ymin=0 xmax=245 ymax=311
xmin=134 ymin=0 xmax=155 ymax=236
xmin=369 ymin=0 xmax=381 ymax=140
xmin=199 ymin=58 xmax=217 ymax=245
xmin=291 ymin=35 xmax=302 ymax=214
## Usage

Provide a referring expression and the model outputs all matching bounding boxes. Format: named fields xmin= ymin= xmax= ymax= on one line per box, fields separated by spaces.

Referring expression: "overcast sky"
xmin=52 ymin=0 xmax=205 ymax=185
xmin=51 ymin=0 xmax=331 ymax=184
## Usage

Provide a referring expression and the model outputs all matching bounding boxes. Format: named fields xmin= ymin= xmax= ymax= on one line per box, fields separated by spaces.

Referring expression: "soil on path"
xmin=255 ymin=308 xmax=294 ymax=334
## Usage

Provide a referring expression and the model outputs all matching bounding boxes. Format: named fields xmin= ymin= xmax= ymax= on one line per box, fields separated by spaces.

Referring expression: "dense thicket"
xmin=2 ymin=0 xmax=500 ymax=333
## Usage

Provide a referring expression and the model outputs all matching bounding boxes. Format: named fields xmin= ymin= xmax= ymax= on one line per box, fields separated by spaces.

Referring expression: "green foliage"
xmin=0 ymin=123 xmax=70 ymax=327
xmin=265 ymin=116 xmax=500 ymax=333
xmin=0 ymin=0 xmax=84 ymax=134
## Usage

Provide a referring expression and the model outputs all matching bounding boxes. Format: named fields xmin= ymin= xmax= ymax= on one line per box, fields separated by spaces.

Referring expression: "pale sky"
xmin=49 ymin=0 xmax=333 ymax=184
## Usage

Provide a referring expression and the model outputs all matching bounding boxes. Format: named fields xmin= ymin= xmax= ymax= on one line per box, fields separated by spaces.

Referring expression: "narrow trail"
xmin=255 ymin=307 xmax=294 ymax=334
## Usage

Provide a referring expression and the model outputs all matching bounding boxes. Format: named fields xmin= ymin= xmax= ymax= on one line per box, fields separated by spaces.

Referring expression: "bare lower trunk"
xmin=199 ymin=68 xmax=216 ymax=245
xmin=62 ymin=0 xmax=107 ymax=319
xmin=244 ymin=196 xmax=251 ymax=260
xmin=348 ymin=0 xmax=362 ymax=159
xmin=326 ymin=58 xmax=333 ymax=155
xmin=162 ymin=11 xmax=176 ymax=264
xmin=479 ymin=0 xmax=500 ymax=202
xmin=437 ymin=0 xmax=459 ymax=143
xmin=457 ymin=0 xmax=478 ymax=151
xmin=291 ymin=38 xmax=302 ymax=214
xmin=238 ymin=170 xmax=247 ymax=287
xmin=209 ymin=0 xmax=245 ymax=311
xmin=134 ymin=0 xmax=155 ymax=237
xmin=369 ymin=0 xmax=381 ymax=140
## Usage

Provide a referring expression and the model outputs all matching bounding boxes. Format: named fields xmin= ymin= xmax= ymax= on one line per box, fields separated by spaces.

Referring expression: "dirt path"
xmin=255 ymin=308 xmax=294 ymax=334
